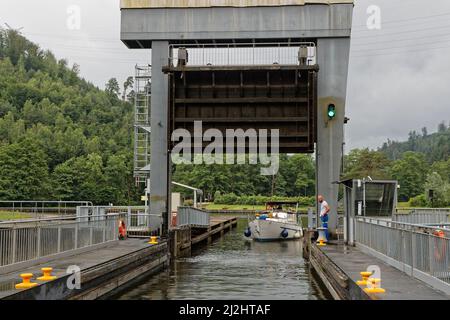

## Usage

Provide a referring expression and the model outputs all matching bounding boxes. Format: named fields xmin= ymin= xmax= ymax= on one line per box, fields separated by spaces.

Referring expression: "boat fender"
xmin=244 ymin=227 xmax=252 ymax=238
xmin=281 ymin=229 xmax=289 ymax=238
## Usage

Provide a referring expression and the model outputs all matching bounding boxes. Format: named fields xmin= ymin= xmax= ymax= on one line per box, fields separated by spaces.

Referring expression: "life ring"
xmin=118 ymin=220 xmax=127 ymax=240
xmin=433 ymin=230 xmax=447 ymax=261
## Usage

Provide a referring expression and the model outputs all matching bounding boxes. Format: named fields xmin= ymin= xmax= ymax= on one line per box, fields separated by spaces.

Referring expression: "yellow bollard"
xmin=317 ymin=239 xmax=326 ymax=246
xmin=148 ymin=236 xmax=158 ymax=245
xmin=364 ymin=278 xmax=386 ymax=294
xmin=356 ymin=271 xmax=373 ymax=286
xmin=37 ymin=267 xmax=57 ymax=281
xmin=15 ymin=273 xmax=38 ymax=289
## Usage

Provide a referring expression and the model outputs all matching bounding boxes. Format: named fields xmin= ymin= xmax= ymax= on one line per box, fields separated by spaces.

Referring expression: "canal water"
xmin=114 ymin=219 xmax=330 ymax=300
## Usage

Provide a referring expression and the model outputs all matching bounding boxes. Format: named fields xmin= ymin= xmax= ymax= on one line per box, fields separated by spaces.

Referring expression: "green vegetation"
xmin=173 ymin=154 xmax=316 ymax=200
xmin=213 ymin=194 xmax=314 ymax=206
xmin=380 ymin=124 xmax=450 ymax=163
xmin=203 ymin=204 xmax=267 ymax=211
xmin=397 ymin=202 xmax=411 ymax=208
xmin=0 ymin=29 xmax=448 ymax=208
xmin=0 ymin=28 xmax=142 ymax=204
xmin=0 ymin=211 xmax=32 ymax=221
xmin=343 ymin=126 xmax=450 ymax=207
xmin=203 ymin=203 xmax=311 ymax=212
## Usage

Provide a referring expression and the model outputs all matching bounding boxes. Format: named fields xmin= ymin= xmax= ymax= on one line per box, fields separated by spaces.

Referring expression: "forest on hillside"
xmin=343 ymin=127 xmax=450 ymax=207
xmin=0 ymin=29 xmax=448 ymax=207
xmin=0 ymin=28 xmax=142 ymax=204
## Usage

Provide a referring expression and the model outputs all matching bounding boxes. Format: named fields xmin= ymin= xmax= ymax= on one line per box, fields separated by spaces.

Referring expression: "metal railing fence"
xmin=0 ymin=214 xmax=121 ymax=268
xmin=169 ymin=42 xmax=317 ymax=67
xmin=355 ymin=217 xmax=450 ymax=294
xmin=177 ymin=207 xmax=210 ymax=228
xmin=393 ymin=209 xmax=450 ymax=225
xmin=0 ymin=200 xmax=93 ymax=217
xmin=76 ymin=206 xmax=157 ymax=233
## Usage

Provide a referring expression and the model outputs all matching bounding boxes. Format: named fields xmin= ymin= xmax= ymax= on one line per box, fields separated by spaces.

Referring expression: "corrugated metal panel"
xmin=120 ymin=0 xmax=354 ymax=9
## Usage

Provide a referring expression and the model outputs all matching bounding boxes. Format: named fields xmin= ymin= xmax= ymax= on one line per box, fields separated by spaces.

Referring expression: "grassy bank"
xmin=204 ymin=202 xmax=418 ymax=212
xmin=203 ymin=204 xmax=266 ymax=211
xmin=203 ymin=203 xmax=310 ymax=211
xmin=0 ymin=211 xmax=33 ymax=221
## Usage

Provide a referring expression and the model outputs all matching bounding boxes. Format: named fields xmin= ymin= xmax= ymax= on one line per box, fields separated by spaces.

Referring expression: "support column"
xmin=150 ymin=41 xmax=170 ymax=236
xmin=316 ymin=38 xmax=351 ymax=236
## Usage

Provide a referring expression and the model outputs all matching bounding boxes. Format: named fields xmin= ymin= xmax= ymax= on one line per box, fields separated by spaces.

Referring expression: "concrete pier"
xmin=0 ymin=239 xmax=168 ymax=300
xmin=171 ymin=217 xmax=238 ymax=258
xmin=0 ymin=216 xmax=238 ymax=300
xmin=303 ymin=231 xmax=450 ymax=300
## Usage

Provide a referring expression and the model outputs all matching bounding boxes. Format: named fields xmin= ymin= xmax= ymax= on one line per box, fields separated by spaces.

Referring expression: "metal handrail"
xmin=0 ymin=213 xmax=128 ymax=227
xmin=393 ymin=209 xmax=450 ymax=225
xmin=0 ymin=214 xmax=123 ymax=269
xmin=168 ymin=41 xmax=317 ymax=67
xmin=169 ymin=42 xmax=316 ymax=49
xmin=396 ymin=207 xmax=450 ymax=212
xmin=355 ymin=217 xmax=450 ymax=294
xmin=0 ymin=200 xmax=93 ymax=205
xmin=177 ymin=207 xmax=210 ymax=228
xmin=357 ymin=216 xmax=450 ymax=238
xmin=0 ymin=200 xmax=94 ymax=218
xmin=0 ymin=211 xmax=157 ymax=269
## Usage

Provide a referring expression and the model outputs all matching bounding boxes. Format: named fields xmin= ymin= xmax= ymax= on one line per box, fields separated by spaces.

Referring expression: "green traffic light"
xmin=327 ymin=104 xmax=336 ymax=119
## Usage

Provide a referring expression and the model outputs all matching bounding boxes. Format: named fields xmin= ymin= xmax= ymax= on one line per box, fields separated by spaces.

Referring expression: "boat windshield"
xmin=266 ymin=202 xmax=298 ymax=213
xmin=273 ymin=211 xmax=288 ymax=219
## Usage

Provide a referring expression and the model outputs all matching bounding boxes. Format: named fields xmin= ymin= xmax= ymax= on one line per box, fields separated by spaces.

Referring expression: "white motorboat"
xmin=244 ymin=201 xmax=303 ymax=241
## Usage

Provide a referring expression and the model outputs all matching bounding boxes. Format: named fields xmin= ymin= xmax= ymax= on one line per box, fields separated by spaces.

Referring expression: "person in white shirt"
xmin=318 ymin=195 xmax=330 ymax=240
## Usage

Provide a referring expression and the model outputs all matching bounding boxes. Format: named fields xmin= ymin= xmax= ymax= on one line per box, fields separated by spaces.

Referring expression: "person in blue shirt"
xmin=318 ymin=195 xmax=330 ymax=241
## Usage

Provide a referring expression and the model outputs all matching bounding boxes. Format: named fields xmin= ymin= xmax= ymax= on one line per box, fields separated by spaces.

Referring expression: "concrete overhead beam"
xmin=121 ymin=4 xmax=353 ymax=46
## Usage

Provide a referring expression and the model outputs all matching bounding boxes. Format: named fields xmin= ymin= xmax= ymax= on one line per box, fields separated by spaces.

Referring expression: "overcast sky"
xmin=1 ymin=0 xmax=449 ymax=151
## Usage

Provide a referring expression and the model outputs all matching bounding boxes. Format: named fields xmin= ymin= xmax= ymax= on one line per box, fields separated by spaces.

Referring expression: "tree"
xmin=0 ymin=112 xmax=26 ymax=143
xmin=430 ymin=159 xmax=450 ymax=183
xmin=71 ymin=63 xmax=80 ymax=75
xmin=390 ymin=152 xmax=429 ymax=201
xmin=424 ymin=172 xmax=450 ymax=207
xmin=52 ymin=154 xmax=109 ymax=204
xmin=344 ymin=149 xmax=391 ymax=180
xmin=104 ymin=153 xmax=130 ymax=204
xmin=421 ymin=127 xmax=428 ymax=137
xmin=380 ymin=123 xmax=450 ymax=163
xmin=0 ymin=138 xmax=50 ymax=200
xmin=105 ymin=78 xmax=120 ymax=97
xmin=438 ymin=121 xmax=447 ymax=133
xmin=126 ymin=89 xmax=135 ymax=104
xmin=122 ymin=76 xmax=134 ymax=101
xmin=0 ymin=28 xmax=141 ymax=205
xmin=279 ymin=154 xmax=315 ymax=197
